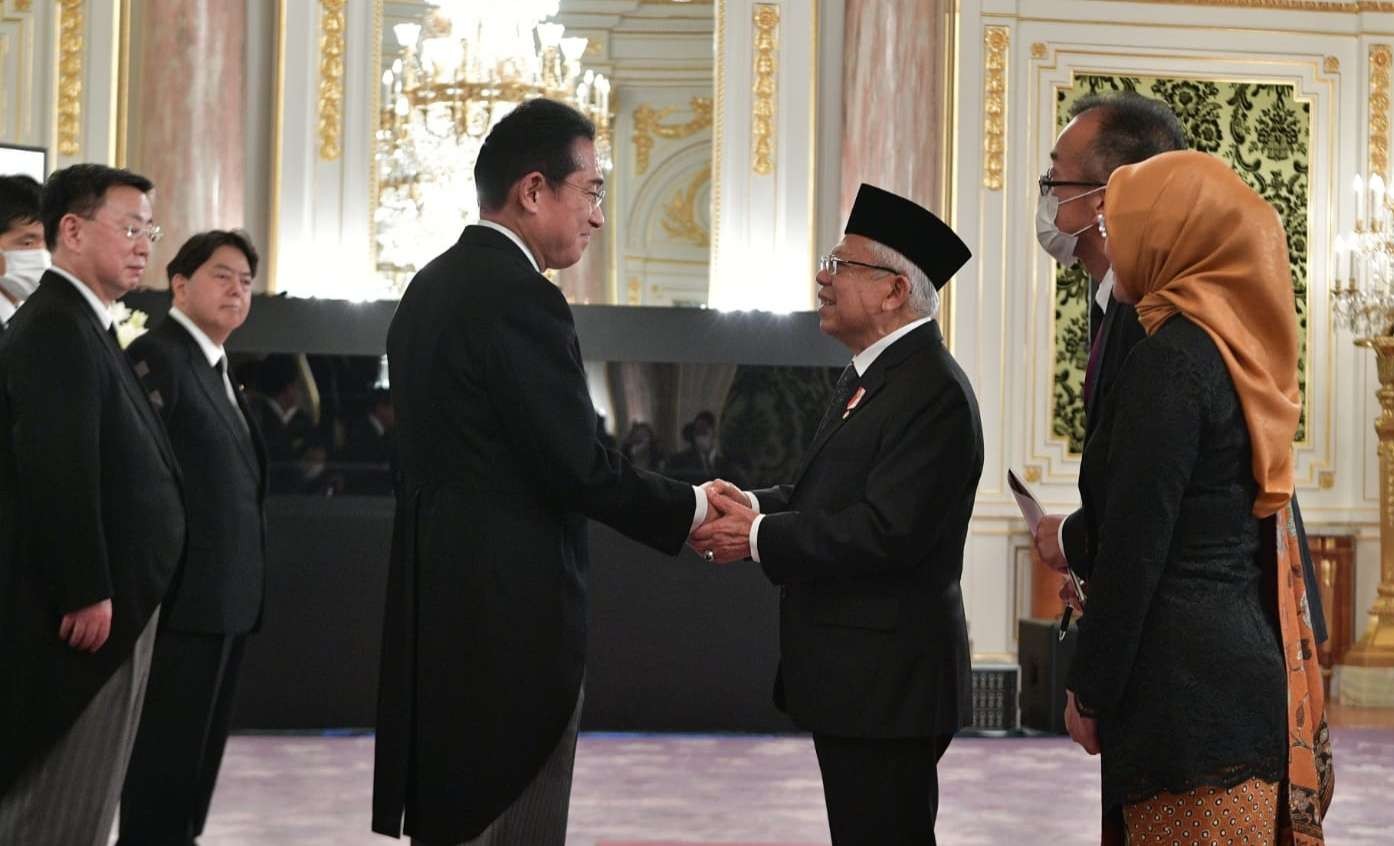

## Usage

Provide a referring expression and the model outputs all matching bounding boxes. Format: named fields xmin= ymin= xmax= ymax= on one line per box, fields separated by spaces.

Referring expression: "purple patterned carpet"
xmin=135 ymin=729 xmax=1394 ymax=845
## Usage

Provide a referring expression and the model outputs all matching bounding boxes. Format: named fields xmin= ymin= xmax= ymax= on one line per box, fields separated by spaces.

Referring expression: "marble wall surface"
xmin=125 ymin=0 xmax=247 ymax=287
xmin=839 ymin=0 xmax=946 ymax=218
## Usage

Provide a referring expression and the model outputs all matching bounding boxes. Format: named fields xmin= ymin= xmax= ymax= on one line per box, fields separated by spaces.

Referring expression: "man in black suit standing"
xmin=372 ymin=98 xmax=712 ymax=846
xmin=0 ymin=164 xmax=184 ymax=845
xmin=1029 ymin=93 xmax=1329 ymax=645
xmin=693 ymin=185 xmax=983 ymax=846
xmin=118 ymin=230 xmax=267 ymax=846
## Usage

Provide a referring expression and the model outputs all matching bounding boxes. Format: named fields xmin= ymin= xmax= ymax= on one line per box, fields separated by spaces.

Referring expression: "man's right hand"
xmin=1033 ymin=513 xmax=1069 ymax=573
xmin=58 ymin=599 xmax=113 ymax=653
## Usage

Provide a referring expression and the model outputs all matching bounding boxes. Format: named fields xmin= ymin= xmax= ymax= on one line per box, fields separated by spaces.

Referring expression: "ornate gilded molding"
xmin=983 ymin=26 xmax=1008 ymax=191
xmin=751 ymin=4 xmax=778 ymax=176
xmin=1031 ymin=42 xmax=1048 ymax=60
xmin=318 ymin=0 xmax=346 ymax=161
xmin=1319 ymin=470 xmax=1336 ymax=489
xmin=1123 ymin=0 xmax=1394 ymax=11
xmin=16 ymin=0 xmax=33 ymax=12
xmin=632 ymin=97 xmax=714 ymax=175
xmin=1324 ymin=56 xmax=1340 ymax=74
xmin=661 ymin=165 xmax=712 ymax=247
xmin=1372 ymin=45 xmax=1391 ymax=179
xmin=57 ymin=0 xmax=83 ymax=157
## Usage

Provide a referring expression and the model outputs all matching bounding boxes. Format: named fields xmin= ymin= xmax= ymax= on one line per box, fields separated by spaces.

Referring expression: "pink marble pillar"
xmin=839 ymin=0 xmax=945 ymax=218
xmin=126 ymin=0 xmax=246 ymax=288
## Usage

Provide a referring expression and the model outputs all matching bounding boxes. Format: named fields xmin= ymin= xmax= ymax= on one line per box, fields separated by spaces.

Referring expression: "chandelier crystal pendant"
xmin=375 ymin=1 xmax=613 ymax=296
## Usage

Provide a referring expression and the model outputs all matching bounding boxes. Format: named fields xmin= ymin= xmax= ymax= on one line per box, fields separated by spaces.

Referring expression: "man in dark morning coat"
xmin=1031 ymin=93 xmax=1328 ymax=644
xmin=118 ymin=230 xmax=268 ymax=846
xmin=372 ymin=98 xmax=713 ymax=846
xmin=693 ymin=184 xmax=983 ymax=846
xmin=0 ymin=164 xmax=184 ymax=846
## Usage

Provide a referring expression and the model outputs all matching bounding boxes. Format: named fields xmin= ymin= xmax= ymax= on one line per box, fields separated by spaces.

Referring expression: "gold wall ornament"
xmin=661 ymin=166 xmax=712 ymax=247
xmin=627 ymin=276 xmax=642 ymax=304
xmin=1371 ymin=46 xmax=1391 ymax=179
xmin=318 ymin=0 xmax=346 ymax=161
xmin=57 ymin=0 xmax=84 ymax=157
xmin=1319 ymin=470 xmax=1336 ymax=489
xmin=16 ymin=0 xmax=32 ymax=12
xmin=1324 ymin=56 xmax=1340 ymax=74
xmin=632 ymin=97 xmax=714 ymax=175
xmin=1023 ymin=465 xmax=1041 ymax=483
xmin=751 ymin=4 xmax=779 ymax=176
xmin=982 ymin=26 xmax=1008 ymax=191
xmin=1031 ymin=42 xmax=1048 ymax=60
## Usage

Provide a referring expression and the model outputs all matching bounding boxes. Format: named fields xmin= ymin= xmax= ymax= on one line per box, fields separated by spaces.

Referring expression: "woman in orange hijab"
xmin=1063 ymin=150 xmax=1333 ymax=845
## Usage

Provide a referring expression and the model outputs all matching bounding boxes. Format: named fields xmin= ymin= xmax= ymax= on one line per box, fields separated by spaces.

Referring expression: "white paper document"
xmin=1007 ymin=469 xmax=1045 ymax=535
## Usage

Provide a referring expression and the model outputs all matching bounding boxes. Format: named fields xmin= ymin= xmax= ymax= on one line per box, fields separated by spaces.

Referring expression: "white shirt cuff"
xmin=744 ymin=490 xmax=760 ymax=513
xmin=1056 ymin=516 xmax=1070 ymax=566
xmin=749 ymin=514 xmax=765 ymax=564
xmin=689 ymin=486 xmax=708 ymax=534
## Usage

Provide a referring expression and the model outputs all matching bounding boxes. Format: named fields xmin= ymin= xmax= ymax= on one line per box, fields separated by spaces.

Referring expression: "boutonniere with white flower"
xmin=841 ymin=386 xmax=867 ymax=420
xmin=110 ymin=302 xmax=149 ymax=349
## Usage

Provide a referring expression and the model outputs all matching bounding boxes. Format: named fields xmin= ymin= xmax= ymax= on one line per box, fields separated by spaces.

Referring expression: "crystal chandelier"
xmin=1332 ymin=173 xmax=1394 ymax=337
xmin=374 ymin=0 xmax=612 ymax=296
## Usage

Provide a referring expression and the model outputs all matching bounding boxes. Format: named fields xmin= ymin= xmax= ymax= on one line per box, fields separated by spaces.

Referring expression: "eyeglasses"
xmin=818 ymin=254 xmax=899 ymax=278
xmin=559 ymin=181 xmax=606 ymax=211
xmin=1038 ymin=170 xmax=1105 ymax=198
xmin=84 ymin=215 xmax=164 ymax=243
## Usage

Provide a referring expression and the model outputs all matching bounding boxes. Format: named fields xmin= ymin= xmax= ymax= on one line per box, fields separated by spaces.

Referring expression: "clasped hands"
xmin=688 ymin=479 xmax=755 ymax=564
xmin=1032 ymin=514 xmax=1096 ymax=753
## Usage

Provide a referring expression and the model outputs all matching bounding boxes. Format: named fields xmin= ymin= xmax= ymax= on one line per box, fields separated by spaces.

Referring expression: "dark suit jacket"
xmin=752 ymin=322 xmax=984 ymax=739
xmin=372 ymin=225 xmax=697 ymax=844
xmin=127 ymin=317 xmax=268 ymax=634
xmin=0 ymin=271 xmax=185 ymax=793
xmin=1062 ymin=293 xmax=1328 ymax=642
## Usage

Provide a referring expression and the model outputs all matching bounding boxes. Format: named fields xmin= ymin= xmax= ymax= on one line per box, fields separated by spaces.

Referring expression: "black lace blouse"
xmin=1068 ymin=315 xmax=1287 ymax=811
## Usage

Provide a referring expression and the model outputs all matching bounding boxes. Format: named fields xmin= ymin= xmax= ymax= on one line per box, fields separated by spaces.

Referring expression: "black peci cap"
xmin=844 ymin=184 xmax=971 ymax=289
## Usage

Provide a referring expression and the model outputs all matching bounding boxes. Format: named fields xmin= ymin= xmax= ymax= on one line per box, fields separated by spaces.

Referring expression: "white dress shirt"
xmin=48 ymin=265 xmax=114 ymax=329
xmin=476 ymin=220 xmax=707 ymax=531
xmin=0 ymin=294 xmax=16 ymax=328
xmin=167 ymin=306 xmax=245 ymax=420
xmin=745 ymin=316 xmax=935 ymax=563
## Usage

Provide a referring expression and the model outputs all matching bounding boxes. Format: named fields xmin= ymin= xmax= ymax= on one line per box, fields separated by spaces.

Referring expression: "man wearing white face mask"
xmin=1031 ymin=94 xmax=1184 ymax=585
xmin=1031 ymin=93 xmax=1330 ymax=655
xmin=0 ymin=175 xmax=49 ymax=332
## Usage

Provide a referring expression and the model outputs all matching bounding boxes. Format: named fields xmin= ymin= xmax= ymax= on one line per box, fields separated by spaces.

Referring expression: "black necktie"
xmin=216 ymin=357 xmax=253 ymax=438
xmin=815 ymin=365 xmax=860 ymax=440
xmin=107 ymin=323 xmax=121 ymax=347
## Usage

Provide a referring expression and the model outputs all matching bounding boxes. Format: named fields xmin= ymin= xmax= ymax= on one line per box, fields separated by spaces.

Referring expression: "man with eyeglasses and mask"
xmin=0 ymin=175 xmax=48 ymax=333
xmin=0 ymin=164 xmax=184 ymax=846
xmin=693 ymin=184 xmax=982 ymax=846
xmin=1031 ymin=94 xmax=1328 ymax=725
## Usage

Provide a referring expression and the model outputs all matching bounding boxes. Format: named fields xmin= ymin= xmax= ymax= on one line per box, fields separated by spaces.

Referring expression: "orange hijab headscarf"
xmin=1103 ymin=150 xmax=1301 ymax=517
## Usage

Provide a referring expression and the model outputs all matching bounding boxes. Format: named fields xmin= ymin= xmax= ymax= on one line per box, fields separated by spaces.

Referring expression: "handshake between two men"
xmin=688 ymin=479 xmax=757 ymax=564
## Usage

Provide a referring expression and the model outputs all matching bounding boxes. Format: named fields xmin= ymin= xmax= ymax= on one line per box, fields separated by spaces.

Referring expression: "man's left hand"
xmin=689 ymin=490 xmax=755 ymax=564
xmin=1065 ymin=690 xmax=1101 ymax=755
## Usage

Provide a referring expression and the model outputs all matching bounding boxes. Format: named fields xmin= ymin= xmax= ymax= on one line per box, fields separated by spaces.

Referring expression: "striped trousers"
xmin=0 ymin=609 xmax=159 ymax=846
xmin=412 ymin=687 xmax=584 ymax=846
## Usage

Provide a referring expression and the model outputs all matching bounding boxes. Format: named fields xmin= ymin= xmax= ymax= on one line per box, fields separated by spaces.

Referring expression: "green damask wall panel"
xmin=1052 ymin=75 xmax=1310 ymax=452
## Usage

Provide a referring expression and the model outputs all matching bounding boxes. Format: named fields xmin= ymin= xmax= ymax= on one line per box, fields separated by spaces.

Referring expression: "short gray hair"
xmin=865 ymin=240 xmax=939 ymax=319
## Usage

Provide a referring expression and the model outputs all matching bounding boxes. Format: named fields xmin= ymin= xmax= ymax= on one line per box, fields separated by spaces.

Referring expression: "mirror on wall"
xmin=374 ymin=0 xmax=714 ymax=307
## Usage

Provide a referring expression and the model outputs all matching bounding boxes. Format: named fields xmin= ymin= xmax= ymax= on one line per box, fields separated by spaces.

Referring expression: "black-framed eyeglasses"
xmin=818 ymin=254 xmax=899 ymax=278
xmin=559 ymin=181 xmax=606 ymax=211
xmin=1038 ymin=171 xmax=1105 ymax=197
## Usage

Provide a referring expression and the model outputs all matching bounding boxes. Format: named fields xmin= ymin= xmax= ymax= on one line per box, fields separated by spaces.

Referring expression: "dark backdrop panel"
xmin=232 ymin=497 xmax=790 ymax=733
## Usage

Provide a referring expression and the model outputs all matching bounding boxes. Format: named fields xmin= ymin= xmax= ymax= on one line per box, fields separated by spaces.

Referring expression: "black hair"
xmin=1067 ymin=92 xmax=1188 ymax=182
xmin=166 ymin=229 xmax=260 ymax=287
xmin=0 ymin=174 xmax=42 ymax=236
xmin=474 ymin=98 xmax=596 ymax=213
xmin=40 ymin=163 xmax=154 ymax=250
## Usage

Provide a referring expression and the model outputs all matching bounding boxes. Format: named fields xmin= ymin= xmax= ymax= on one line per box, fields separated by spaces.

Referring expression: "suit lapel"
xmin=792 ymin=322 xmax=940 ymax=488
xmin=1084 ymin=300 xmax=1122 ymax=433
xmin=168 ymin=320 xmax=261 ymax=477
xmin=47 ymin=275 xmax=181 ymax=480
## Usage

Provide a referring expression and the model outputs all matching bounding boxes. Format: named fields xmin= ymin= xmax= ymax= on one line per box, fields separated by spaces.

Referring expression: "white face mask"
xmin=0 ymin=248 xmax=51 ymax=301
xmin=1035 ymin=187 xmax=1104 ymax=267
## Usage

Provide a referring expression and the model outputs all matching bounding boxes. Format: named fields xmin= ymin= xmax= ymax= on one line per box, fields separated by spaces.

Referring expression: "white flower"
xmin=112 ymin=305 xmax=149 ymax=349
